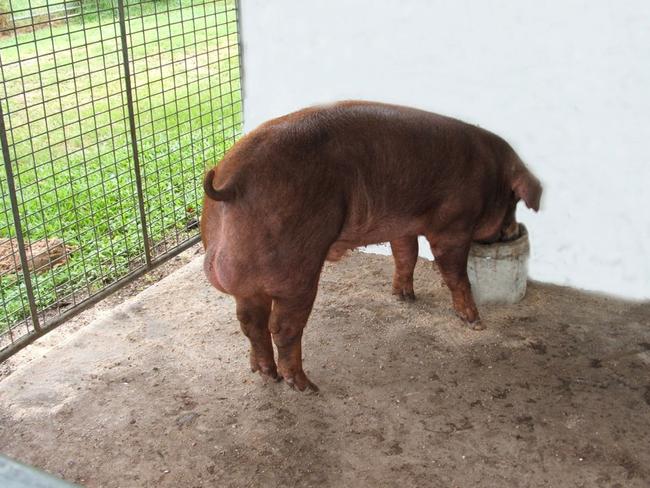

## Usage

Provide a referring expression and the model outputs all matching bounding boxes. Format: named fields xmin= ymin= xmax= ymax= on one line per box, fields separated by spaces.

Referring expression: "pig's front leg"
xmin=390 ymin=236 xmax=419 ymax=301
xmin=269 ymin=290 xmax=319 ymax=392
xmin=428 ymin=236 xmax=484 ymax=330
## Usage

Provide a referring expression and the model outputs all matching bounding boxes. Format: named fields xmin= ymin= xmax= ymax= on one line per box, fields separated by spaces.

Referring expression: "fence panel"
xmin=0 ymin=0 xmax=242 ymax=360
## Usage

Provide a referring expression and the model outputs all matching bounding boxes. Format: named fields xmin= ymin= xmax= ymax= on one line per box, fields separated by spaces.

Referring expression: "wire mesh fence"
xmin=0 ymin=0 xmax=242 ymax=360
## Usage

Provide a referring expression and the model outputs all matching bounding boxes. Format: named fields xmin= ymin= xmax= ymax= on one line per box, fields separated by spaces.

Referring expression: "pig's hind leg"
xmin=236 ymin=295 xmax=278 ymax=380
xmin=269 ymin=286 xmax=320 ymax=392
xmin=390 ymin=236 xmax=419 ymax=301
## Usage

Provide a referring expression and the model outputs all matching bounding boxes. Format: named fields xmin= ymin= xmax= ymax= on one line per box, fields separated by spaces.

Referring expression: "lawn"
xmin=0 ymin=0 xmax=241 ymax=333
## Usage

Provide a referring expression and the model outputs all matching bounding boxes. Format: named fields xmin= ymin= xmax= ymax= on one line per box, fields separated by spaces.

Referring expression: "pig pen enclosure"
xmin=0 ymin=0 xmax=241 ymax=360
xmin=1 ymin=1 xmax=650 ymax=487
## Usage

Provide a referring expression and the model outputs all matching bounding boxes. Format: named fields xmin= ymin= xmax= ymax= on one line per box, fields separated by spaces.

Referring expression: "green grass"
xmin=0 ymin=0 xmax=241 ymax=332
xmin=5 ymin=0 xmax=73 ymax=23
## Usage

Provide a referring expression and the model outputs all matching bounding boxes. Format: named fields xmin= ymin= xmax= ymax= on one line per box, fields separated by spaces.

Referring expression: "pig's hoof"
xmin=392 ymin=288 xmax=416 ymax=302
xmin=283 ymin=370 xmax=319 ymax=393
xmin=454 ymin=312 xmax=485 ymax=330
xmin=250 ymin=357 xmax=279 ymax=380
xmin=468 ymin=319 xmax=485 ymax=331
xmin=259 ymin=365 xmax=281 ymax=381
xmin=471 ymin=321 xmax=486 ymax=331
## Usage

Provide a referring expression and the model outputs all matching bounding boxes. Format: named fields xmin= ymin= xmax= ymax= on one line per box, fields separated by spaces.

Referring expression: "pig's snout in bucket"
xmin=467 ymin=224 xmax=530 ymax=305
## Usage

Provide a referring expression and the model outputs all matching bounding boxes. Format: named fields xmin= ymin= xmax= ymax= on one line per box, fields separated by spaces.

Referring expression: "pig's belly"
xmin=326 ymin=217 xmax=425 ymax=261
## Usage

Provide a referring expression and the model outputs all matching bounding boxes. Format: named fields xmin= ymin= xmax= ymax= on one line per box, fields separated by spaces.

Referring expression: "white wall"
xmin=239 ymin=0 xmax=650 ymax=300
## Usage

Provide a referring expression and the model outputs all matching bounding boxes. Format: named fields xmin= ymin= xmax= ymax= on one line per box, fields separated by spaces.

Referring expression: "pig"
xmin=201 ymin=101 xmax=542 ymax=392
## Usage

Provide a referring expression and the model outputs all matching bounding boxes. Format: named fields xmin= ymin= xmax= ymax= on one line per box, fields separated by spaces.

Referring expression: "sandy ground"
xmin=1 ymin=251 xmax=649 ymax=488
xmin=0 ymin=244 xmax=203 ymax=381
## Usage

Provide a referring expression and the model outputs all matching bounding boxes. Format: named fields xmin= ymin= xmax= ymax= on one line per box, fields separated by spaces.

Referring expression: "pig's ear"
xmin=512 ymin=170 xmax=542 ymax=212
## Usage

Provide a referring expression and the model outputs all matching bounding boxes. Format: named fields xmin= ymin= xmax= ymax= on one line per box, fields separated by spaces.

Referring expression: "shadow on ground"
xmin=1 ymin=252 xmax=649 ymax=487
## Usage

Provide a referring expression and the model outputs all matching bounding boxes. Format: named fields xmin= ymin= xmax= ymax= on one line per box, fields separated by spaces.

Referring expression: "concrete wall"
xmin=239 ymin=0 xmax=650 ymax=299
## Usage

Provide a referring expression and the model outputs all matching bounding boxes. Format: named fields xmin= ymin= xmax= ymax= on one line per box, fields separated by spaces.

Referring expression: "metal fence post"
xmin=0 ymin=102 xmax=41 ymax=333
xmin=234 ymin=0 xmax=245 ymax=119
xmin=116 ymin=0 xmax=152 ymax=267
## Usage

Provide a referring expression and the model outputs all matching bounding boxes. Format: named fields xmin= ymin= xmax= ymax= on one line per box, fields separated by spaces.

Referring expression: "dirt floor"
xmin=1 ymin=252 xmax=649 ymax=488
xmin=0 ymin=244 xmax=203 ymax=381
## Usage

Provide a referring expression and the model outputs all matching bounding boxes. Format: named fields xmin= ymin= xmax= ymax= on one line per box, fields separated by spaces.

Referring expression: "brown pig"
xmin=201 ymin=101 xmax=542 ymax=391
